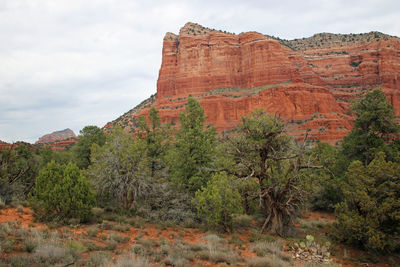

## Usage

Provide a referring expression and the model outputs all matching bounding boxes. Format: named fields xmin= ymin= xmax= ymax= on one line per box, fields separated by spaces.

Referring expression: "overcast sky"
xmin=1 ymin=0 xmax=399 ymax=143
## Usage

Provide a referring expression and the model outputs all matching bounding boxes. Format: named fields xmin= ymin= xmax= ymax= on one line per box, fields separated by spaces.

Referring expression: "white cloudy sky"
xmin=1 ymin=0 xmax=399 ymax=143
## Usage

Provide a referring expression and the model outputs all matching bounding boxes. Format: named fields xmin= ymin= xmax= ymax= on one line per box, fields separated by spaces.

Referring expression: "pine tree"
xmin=168 ymin=98 xmax=216 ymax=193
xmin=137 ymin=107 xmax=170 ymax=179
xmin=341 ymin=89 xmax=399 ymax=166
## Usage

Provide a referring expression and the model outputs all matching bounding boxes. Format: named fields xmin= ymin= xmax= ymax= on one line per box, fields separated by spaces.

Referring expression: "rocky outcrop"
xmin=0 ymin=130 xmax=77 ymax=151
xmin=0 ymin=141 xmax=36 ymax=151
xmin=107 ymin=23 xmax=400 ymax=143
xmin=0 ymin=140 xmax=12 ymax=150
xmin=43 ymin=138 xmax=78 ymax=151
xmin=35 ymin=128 xmax=76 ymax=144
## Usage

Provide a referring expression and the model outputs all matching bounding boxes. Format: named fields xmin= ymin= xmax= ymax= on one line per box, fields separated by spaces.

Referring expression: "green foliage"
xmin=212 ymin=141 xmax=260 ymax=215
xmin=137 ymin=107 xmax=170 ymax=179
xmin=225 ymin=110 xmax=310 ymax=236
xmin=0 ymin=144 xmax=39 ymax=203
xmin=30 ymin=161 xmax=95 ymax=223
xmin=73 ymin=125 xmax=106 ymax=169
xmin=350 ymin=61 xmax=362 ymax=67
xmin=236 ymin=177 xmax=260 ymax=215
xmin=193 ymin=172 xmax=242 ymax=231
xmin=39 ymin=146 xmax=73 ymax=167
xmin=341 ymin=89 xmax=399 ymax=166
xmin=332 ymin=152 xmax=400 ymax=252
xmin=168 ymin=98 xmax=217 ymax=193
xmin=305 ymin=142 xmax=344 ymax=211
xmin=88 ymin=127 xmax=151 ymax=211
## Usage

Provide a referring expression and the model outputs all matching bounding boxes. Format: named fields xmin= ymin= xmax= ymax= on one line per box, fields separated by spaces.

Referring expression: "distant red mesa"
xmin=35 ymin=128 xmax=77 ymax=150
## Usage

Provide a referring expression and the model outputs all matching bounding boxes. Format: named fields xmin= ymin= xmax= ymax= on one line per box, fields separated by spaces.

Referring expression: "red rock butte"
xmin=0 ymin=129 xmax=78 ymax=151
xmin=35 ymin=128 xmax=78 ymax=150
xmin=35 ymin=128 xmax=76 ymax=145
xmin=106 ymin=22 xmax=400 ymax=144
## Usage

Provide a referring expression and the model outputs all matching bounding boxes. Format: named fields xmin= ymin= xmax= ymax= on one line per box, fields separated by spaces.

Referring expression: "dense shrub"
xmin=136 ymin=182 xmax=196 ymax=225
xmin=88 ymin=127 xmax=151 ymax=211
xmin=0 ymin=144 xmax=39 ymax=203
xmin=30 ymin=161 xmax=95 ymax=223
xmin=193 ymin=172 xmax=242 ymax=231
xmin=331 ymin=152 xmax=400 ymax=252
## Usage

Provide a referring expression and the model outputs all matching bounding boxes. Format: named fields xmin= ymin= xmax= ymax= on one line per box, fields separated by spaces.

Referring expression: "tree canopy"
xmin=88 ymin=127 xmax=150 ymax=211
xmin=168 ymin=98 xmax=216 ymax=193
xmin=341 ymin=89 xmax=399 ymax=165
xmin=333 ymin=152 xmax=400 ymax=252
xmin=226 ymin=110 xmax=317 ymax=236
xmin=73 ymin=125 xmax=106 ymax=169
xmin=137 ymin=107 xmax=170 ymax=179
xmin=0 ymin=144 xmax=39 ymax=203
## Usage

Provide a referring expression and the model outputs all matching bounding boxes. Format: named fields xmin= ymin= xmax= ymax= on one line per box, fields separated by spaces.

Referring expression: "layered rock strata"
xmin=35 ymin=128 xmax=76 ymax=144
xmin=107 ymin=23 xmax=400 ymax=143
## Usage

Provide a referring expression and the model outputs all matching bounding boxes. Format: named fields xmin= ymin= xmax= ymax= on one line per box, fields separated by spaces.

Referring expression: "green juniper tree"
xmin=226 ymin=110 xmax=318 ymax=236
xmin=0 ymin=144 xmax=39 ymax=203
xmin=39 ymin=146 xmax=73 ymax=167
xmin=331 ymin=89 xmax=400 ymax=252
xmin=305 ymin=142 xmax=344 ymax=211
xmin=30 ymin=161 xmax=95 ymax=223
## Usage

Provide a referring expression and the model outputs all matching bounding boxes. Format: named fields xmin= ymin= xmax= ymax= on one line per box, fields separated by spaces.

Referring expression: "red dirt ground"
xmin=0 ymin=207 xmax=397 ymax=266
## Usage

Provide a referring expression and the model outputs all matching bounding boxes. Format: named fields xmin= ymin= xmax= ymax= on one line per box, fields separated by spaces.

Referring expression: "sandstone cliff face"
xmin=35 ymin=128 xmax=76 ymax=145
xmin=108 ymin=23 xmax=400 ymax=144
